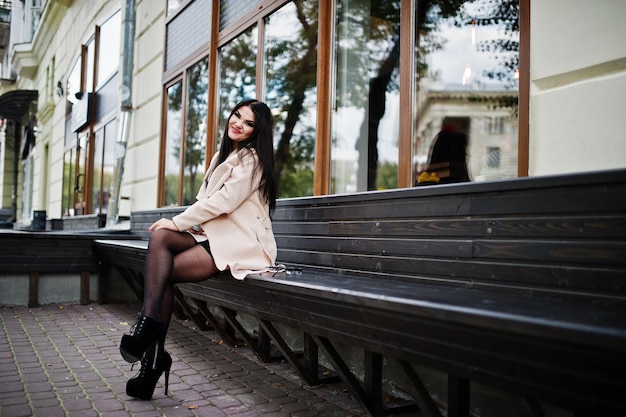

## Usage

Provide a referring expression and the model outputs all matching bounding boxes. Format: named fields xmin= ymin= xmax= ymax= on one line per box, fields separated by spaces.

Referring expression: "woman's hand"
xmin=147 ymin=218 xmax=178 ymax=232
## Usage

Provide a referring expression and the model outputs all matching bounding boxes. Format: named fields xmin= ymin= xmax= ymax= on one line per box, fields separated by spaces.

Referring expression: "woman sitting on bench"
xmin=119 ymin=99 xmax=279 ymax=400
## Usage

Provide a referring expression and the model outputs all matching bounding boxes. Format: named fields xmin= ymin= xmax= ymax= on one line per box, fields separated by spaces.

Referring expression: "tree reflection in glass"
xmin=182 ymin=58 xmax=208 ymax=205
xmin=332 ymin=0 xmax=401 ymax=193
xmin=264 ymin=1 xmax=318 ymax=198
xmin=163 ymin=81 xmax=182 ymax=206
xmin=218 ymin=26 xmax=257 ymax=148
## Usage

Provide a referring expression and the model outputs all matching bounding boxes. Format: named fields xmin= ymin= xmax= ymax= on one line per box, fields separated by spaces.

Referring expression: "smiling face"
xmin=228 ymin=105 xmax=256 ymax=145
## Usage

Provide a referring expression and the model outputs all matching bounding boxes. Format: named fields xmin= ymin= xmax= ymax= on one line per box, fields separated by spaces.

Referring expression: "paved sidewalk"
xmin=0 ymin=303 xmax=365 ymax=417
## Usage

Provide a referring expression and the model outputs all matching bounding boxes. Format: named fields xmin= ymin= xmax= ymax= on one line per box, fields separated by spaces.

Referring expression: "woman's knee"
xmin=147 ymin=228 xmax=170 ymax=248
xmin=148 ymin=228 xmax=195 ymax=252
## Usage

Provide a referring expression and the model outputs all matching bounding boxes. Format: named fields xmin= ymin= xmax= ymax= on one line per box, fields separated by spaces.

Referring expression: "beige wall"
xmin=118 ymin=0 xmax=165 ymax=216
xmin=529 ymin=0 xmax=626 ymax=176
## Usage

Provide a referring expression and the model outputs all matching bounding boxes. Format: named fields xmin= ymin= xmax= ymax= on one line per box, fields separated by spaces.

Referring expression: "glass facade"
xmin=161 ymin=0 xmax=520 ymax=202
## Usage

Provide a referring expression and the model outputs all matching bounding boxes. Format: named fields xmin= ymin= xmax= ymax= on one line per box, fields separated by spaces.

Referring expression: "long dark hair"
xmin=217 ymin=99 xmax=278 ymax=213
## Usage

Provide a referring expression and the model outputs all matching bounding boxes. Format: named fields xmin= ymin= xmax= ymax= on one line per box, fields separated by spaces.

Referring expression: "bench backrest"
xmin=272 ymin=169 xmax=626 ymax=298
xmin=129 ymin=169 xmax=626 ymax=298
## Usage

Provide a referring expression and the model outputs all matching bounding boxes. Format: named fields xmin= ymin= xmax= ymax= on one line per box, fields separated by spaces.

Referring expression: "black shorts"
xmin=197 ymin=240 xmax=212 ymax=256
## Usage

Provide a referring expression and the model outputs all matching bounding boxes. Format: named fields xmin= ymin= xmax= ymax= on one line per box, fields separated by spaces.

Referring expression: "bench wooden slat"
xmin=322 ymin=215 xmax=626 ymax=238
xmin=277 ymin=251 xmax=625 ymax=294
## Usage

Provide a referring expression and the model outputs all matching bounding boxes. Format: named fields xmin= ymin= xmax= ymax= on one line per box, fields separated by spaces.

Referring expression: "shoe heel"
xmin=126 ymin=351 xmax=172 ymax=401
xmin=164 ymin=367 xmax=170 ymax=395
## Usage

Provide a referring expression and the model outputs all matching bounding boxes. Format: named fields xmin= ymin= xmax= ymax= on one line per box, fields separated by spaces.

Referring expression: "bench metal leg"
xmin=448 ymin=374 xmax=470 ymax=417
xmin=258 ymin=321 xmax=340 ymax=386
xmin=219 ymin=307 xmax=278 ymax=361
xmin=311 ymin=335 xmax=421 ymax=416
xmin=171 ymin=287 xmax=213 ymax=331
xmin=311 ymin=335 xmax=372 ymax=414
xmin=364 ymin=351 xmax=383 ymax=415
xmin=399 ymin=360 xmax=444 ymax=417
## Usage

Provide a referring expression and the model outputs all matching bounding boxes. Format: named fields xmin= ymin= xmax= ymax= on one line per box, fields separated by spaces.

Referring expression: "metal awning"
xmin=0 ymin=89 xmax=38 ymax=121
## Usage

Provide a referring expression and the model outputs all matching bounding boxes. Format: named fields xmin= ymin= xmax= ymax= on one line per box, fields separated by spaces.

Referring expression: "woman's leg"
xmin=159 ymin=243 xmax=219 ymax=332
xmin=121 ymin=229 xmax=218 ymax=364
xmin=143 ymin=229 xmax=218 ymax=325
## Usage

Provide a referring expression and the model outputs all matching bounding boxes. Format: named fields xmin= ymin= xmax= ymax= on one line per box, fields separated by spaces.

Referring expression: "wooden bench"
xmin=0 ymin=230 xmax=113 ymax=307
xmin=94 ymin=169 xmax=626 ymax=417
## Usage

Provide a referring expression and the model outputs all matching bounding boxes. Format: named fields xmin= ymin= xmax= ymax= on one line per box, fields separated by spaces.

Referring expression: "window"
xmin=217 ymin=25 xmax=257 ymax=145
xmin=163 ymin=80 xmax=183 ymax=206
xmin=486 ymin=117 xmax=505 ymax=134
xmin=487 ymin=146 xmax=501 ymax=168
xmin=161 ymin=58 xmax=209 ymax=206
xmin=264 ymin=2 xmax=317 ymax=197
xmin=219 ymin=0 xmax=262 ymax=31
xmin=413 ymin=0 xmax=519 ymax=184
xmin=167 ymin=0 xmax=184 ymax=16
xmin=165 ymin=0 xmax=526 ymax=199
xmin=331 ymin=0 xmax=400 ymax=193
xmin=165 ymin=0 xmax=211 ymax=71
xmin=97 ymin=11 xmax=121 ymax=87
xmin=182 ymin=59 xmax=209 ymax=205
xmin=92 ymin=120 xmax=117 ymax=214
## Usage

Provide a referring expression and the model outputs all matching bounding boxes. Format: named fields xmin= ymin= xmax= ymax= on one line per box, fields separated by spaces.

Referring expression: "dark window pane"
xmin=219 ymin=0 xmax=262 ymax=31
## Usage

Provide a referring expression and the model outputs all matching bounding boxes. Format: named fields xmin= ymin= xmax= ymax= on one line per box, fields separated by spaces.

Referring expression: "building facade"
xmin=0 ymin=0 xmax=624 ymax=227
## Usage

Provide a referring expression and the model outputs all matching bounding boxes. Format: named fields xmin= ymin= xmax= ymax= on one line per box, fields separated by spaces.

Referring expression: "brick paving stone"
xmin=31 ymin=397 xmax=61 ymax=408
xmin=22 ymin=372 xmax=50 ymax=383
xmin=0 ymin=381 xmax=24 ymax=394
xmin=0 ymin=394 xmax=29 ymax=407
xmin=92 ymin=398 xmax=126 ymax=412
xmin=62 ymin=397 xmax=93 ymax=411
xmin=24 ymin=381 xmax=54 ymax=393
xmin=33 ymin=406 xmax=67 ymax=417
xmin=0 ymin=304 xmax=365 ymax=417
xmin=0 ymin=404 xmax=33 ymax=417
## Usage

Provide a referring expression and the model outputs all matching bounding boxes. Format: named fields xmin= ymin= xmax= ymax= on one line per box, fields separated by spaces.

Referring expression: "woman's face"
xmin=228 ymin=105 xmax=256 ymax=144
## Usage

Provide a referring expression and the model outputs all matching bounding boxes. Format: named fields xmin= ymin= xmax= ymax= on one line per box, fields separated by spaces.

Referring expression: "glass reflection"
xmin=413 ymin=0 xmax=519 ymax=186
xmin=332 ymin=0 xmax=400 ymax=194
xmin=182 ymin=59 xmax=209 ymax=205
xmin=218 ymin=26 xmax=257 ymax=148
xmin=163 ymin=81 xmax=183 ymax=206
xmin=264 ymin=1 xmax=317 ymax=198
xmin=92 ymin=121 xmax=117 ymax=213
xmin=97 ymin=11 xmax=121 ymax=87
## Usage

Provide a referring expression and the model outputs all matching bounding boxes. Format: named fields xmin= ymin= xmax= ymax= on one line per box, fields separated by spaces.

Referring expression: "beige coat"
xmin=172 ymin=149 xmax=277 ymax=279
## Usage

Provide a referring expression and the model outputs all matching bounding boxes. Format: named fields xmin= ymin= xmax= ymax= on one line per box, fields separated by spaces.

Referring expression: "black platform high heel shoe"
xmin=126 ymin=350 xmax=172 ymax=400
xmin=120 ymin=314 xmax=165 ymax=363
